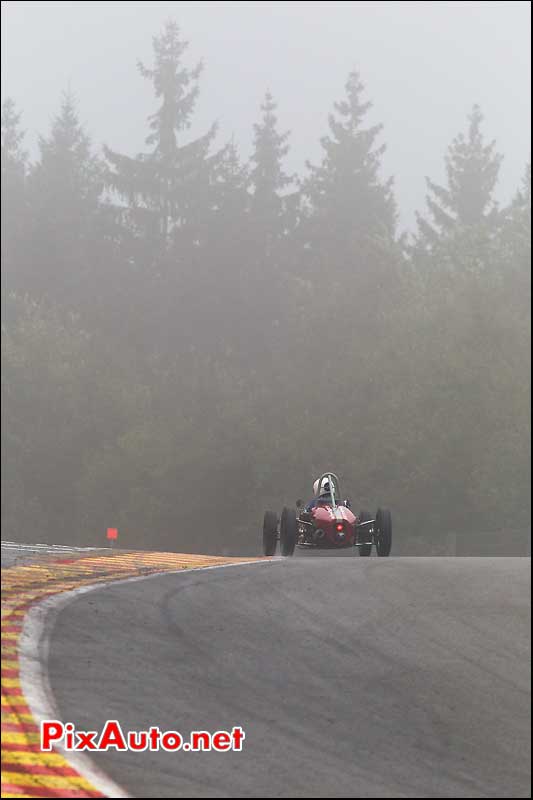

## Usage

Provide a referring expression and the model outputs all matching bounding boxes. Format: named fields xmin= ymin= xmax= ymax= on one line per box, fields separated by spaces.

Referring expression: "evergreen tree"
xmin=498 ymin=162 xmax=531 ymax=315
xmin=416 ymin=105 xmax=503 ymax=247
xmin=103 ymin=20 xmax=227 ymax=359
xmin=1 ymin=97 xmax=27 ymax=185
xmin=213 ymin=137 xmax=250 ymax=237
xmin=190 ymin=138 xmax=252 ymax=356
xmin=302 ymin=69 xmax=396 ymax=270
xmin=1 ymin=98 xmax=28 ymax=305
xmin=407 ymin=124 xmax=527 ymax=534
xmin=25 ymin=91 xmax=104 ymax=309
xmin=32 ymin=91 xmax=102 ymax=222
xmin=294 ymin=65 xmax=400 ymax=407
xmin=292 ymin=67 xmax=399 ymax=396
xmin=505 ymin=162 xmax=531 ymax=262
xmin=105 ymin=20 xmax=221 ymax=252
xmin=249 ymin=91 xmax=293 ymax=245
xmin=240 ymin=92 xmax=297 ymax=366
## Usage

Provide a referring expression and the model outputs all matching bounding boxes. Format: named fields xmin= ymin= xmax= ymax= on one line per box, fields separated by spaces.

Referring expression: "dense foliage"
xmin=2 ymin=22 xmax=530 ymax=554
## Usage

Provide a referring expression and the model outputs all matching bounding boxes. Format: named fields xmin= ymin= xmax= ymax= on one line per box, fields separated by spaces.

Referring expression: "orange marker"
xmin=107 ymin=528 xmax=118 ymax=548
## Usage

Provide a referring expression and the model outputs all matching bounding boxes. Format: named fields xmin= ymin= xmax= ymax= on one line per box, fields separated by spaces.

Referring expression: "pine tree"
xmin=295 ymin=65 xmax=399 ymax=369
xmin=408 ymin=119 xmax=525 ymax=534
xmin=499 ymin=162 xmax=531 ymax=312
xmin=249 ymin=91 xmax=293 ymax=245
xmin=1 ymin=98 xmax=28 ymax=304
xmin=194 ymin=138 xmax=251 ymax=355
xmin=1 ymin=97 xmax=27 ymax=178
xmin=241 ymin=91 xmax=298 ymax=365
xmin=506 ymin=162 xmax=531 ymax=252
xmin=303 ymin=70 xmax=396 ymax=262
xmin=105 ymin=20 xmax=221 ymax=252
xmin=32 ymin=91 xmax=102 ymax=214
xmin=416 ymin=105 xmax=503 ymax=246
xmin=25 ymin=91 xmax=104 ymax=308
xmin=103 ymin=21 xmax=231 ymax=360
xmin=213 ymin=137 xmax=250 ymax=237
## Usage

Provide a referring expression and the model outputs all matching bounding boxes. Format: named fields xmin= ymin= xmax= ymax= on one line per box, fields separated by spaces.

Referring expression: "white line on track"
xmin=2 ymin=540 xmax=113 ymax=553
xmin=17 ymin=558 xmax=280 ymax=799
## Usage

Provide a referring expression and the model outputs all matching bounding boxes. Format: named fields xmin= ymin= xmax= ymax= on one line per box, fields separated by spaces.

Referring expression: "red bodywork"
xmin=305 ymin=503 xmax=357 ymax=548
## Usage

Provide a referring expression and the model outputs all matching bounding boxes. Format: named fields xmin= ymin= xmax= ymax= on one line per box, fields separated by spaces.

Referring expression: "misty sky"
xmin=1 ymin=0 xmax=531 ymax=230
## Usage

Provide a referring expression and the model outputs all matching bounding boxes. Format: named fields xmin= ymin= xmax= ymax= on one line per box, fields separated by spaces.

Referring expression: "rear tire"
xmin=263 ymin=511 xmax=278 ymax=556
xmin=280 ymin=507 xmax=297 ymax=556
xmin=357 ymin=510 xmax=372 ymax=557
xmin=375 ymin=508 xmax=392 ymax=556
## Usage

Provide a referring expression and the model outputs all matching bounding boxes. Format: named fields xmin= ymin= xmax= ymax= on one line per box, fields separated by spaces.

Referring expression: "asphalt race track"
xmin=47 ymin=557 xmax=531 ymax=798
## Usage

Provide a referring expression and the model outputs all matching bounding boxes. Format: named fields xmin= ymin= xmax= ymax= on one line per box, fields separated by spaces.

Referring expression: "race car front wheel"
xmin=263 ymin=511 xmax=278 ymax=556
xmin=280 ymin=507 xmax=297 ymax=556
xmin=375 ymin=508 xmax=392 ymax=556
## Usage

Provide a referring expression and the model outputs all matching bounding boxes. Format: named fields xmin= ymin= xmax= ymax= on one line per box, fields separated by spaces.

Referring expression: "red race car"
xmin=262 ymin=473 xmax=392 ymax=557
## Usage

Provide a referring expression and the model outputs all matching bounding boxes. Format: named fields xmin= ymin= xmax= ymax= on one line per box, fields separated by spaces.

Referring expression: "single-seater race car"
xmin=262 ymin=473 xmax=392 ymax=557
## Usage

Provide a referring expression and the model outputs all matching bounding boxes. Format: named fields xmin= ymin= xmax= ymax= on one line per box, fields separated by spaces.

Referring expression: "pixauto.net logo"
xmin=41 ymin=720 xmax=246 ymax=753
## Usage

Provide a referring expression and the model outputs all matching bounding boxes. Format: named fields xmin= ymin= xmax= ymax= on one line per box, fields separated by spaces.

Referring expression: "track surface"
xmin=47 ymin=557 xmax=531 ymax=798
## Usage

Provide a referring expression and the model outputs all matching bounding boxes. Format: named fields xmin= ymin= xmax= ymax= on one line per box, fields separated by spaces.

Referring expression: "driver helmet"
xmin=313 ymin=477 xmax=331 ymax=496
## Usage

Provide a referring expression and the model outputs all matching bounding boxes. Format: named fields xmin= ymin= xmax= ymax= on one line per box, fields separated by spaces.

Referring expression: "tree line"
xmin=1 ymin=20 xmax=530 ymax=554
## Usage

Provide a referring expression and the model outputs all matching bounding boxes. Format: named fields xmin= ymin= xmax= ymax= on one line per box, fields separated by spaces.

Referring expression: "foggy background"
xmin=1 ymin=1 xmax=531 ymax=556
xmin=1 ymin=0 xmax=531 ymax=230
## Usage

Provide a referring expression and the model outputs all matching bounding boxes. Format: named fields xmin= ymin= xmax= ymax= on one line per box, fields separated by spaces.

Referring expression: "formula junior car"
xmin=262 ymin=473 xmax=392 ymax=557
